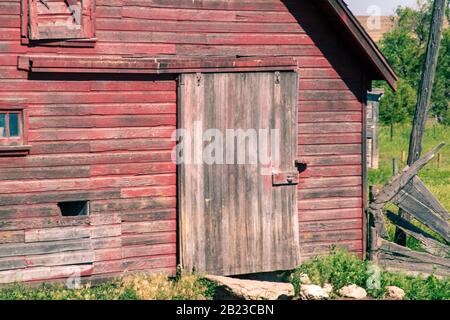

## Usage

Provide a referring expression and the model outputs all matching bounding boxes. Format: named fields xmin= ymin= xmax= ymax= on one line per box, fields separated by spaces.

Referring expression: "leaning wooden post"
xmin=368 ymin=186 xmax=380 ymax=261
xmin=395 ymin=0 xmax=447 ymax=246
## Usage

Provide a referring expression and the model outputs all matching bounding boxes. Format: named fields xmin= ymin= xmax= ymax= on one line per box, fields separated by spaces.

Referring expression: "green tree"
xmin=379 ymin=79 xmax=417 ymax=140
xmin=377 ymin=0 xmax=449 ymax=126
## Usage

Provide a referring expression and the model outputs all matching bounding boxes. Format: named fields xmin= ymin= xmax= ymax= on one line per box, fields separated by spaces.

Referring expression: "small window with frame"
xmin=0 ymin=103 xmax=30 ymax=156
xmin=0 ymin=111 xmax=24 ymax=146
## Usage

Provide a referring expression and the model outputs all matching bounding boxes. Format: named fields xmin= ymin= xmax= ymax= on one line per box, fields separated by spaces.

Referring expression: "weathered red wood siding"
xmin=0 ymin=0 xmax=367 ymax=283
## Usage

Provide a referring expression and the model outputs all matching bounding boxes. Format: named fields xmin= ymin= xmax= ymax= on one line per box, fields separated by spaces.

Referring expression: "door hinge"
xmin=275 ymin=71 xmax=281 ymax=84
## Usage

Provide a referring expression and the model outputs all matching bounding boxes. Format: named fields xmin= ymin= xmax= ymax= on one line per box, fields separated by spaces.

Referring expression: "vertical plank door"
xmin=178 ymin=71 xmax=300 ymax=275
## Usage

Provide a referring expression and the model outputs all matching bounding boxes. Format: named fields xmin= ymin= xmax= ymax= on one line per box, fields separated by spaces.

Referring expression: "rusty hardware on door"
xmin=272 ymin=172 xmax=299 ymax=186
xmin=272 ymin=161 xmax=307 ymax=186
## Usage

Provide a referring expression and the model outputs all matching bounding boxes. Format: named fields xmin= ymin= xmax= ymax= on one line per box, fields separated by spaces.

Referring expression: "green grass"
xmin=368 ymin=123 xmax=450 ymax=244
xmin=291 ymin=247 xmax=450 ymax=300
xmin=0 ymin=272 xmax=216 ymax=300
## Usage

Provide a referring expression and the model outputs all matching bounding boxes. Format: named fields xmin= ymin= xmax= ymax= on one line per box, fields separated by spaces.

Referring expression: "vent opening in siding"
xmin=58 ymin=201 xmax=89 ymax=217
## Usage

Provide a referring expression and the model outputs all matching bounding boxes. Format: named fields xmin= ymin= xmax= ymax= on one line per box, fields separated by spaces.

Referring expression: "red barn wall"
xmin=0 ymin=0 xmax=366 ymax=283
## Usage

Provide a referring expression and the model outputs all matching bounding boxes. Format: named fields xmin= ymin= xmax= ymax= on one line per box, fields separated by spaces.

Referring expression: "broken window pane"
xmin=9 ymin=113 xmax=19 ymax=137
xmin=0 ymin=113 xmax=6 ymax=137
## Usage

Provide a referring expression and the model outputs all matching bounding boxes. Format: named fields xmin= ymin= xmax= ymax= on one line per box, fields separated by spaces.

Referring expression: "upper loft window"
xmin=21 ymin=0 xmax=96 ymax=45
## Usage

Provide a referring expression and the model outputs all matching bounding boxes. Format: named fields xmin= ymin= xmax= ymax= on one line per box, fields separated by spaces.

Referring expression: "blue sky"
xmin=345 ymin=0 xmax=419 ymax=15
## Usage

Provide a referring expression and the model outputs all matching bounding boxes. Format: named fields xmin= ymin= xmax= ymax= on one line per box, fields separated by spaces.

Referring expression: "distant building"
xmin=356 ymin=16 xmax=396 ymax=42
xmin=357 ymin=15 xmax=449 ymax=43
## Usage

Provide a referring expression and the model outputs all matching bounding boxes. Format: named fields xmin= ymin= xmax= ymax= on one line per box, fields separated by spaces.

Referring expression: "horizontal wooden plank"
xmin=0 ymin=230 xmax=24 ymax=244
xmin=298 ymin=144 xmax=361 ymax=156
xmin=30 ymin=115 xmax=176 ymax=129
xmin=91 ymin=197 xmax=176 ymax=212
xmin=0 ymin=216 xmax=89 ymax=232
xmin=0 ymin=190 xmax=121 ymax=206
xmin=122 ymin=243 xmax=176 ymax=259
xmin=122 ymin=255 xmax=176 ymax=272
xmin=94 ymin=248 xmax=123 ymax=262
xmin=0 ymin=265 xmax=93 ymax=284
xmin=30 ymin=127 xmax=175 ymax=142
xmin=97 ymin=18 xmax=304 ymax=33
xmin=91 ymin=163 xmax=175 ymax=176
xmin=91 ymin=236 xmax=122 ymax=250
xmin=89 ymin=213 xmax=122 ymax=226
xmin=298 ymin=101 xmax=362 ymax=112
xmin=0 ymin=174 xmax=175 ymax=195
xmin=122 ymin=231 xmax=176 ymax=246
xmin=0 ymin=92 xmax=176 ymax=104
xmin=298 ymin=123 xmax=362 ymax=134
xmin=121 ymin=186 xmax=176 ymax=198
xmin=91 ymin=225 xmax=122 ymax=239
xmin=300 ymin=229 xmax=362 ymax=243
xmin=0 ymin=166 xmax=90 ymax=181
xmin=25 ymin=251 xmax=95 ymax=268
xmin=300 ymin=240 xmax=362 ymax=256
xmin=0 ymin=257 xmax=27 ymax=271
xmin=298 ymin=186 xmax=362 ymax=200
xmin=122 ymin=7 xmax=298 ymax=23
xmin=298 ymin=197 xmax=362 ymax=210
xmin=25 ymin=226 xmax=91 ymax=243
xmin=122 ymin=220 xmax=176 ymax=234
xmin=123 ymin=0 xmax=288 ymax=11
xmin=299 ymin=218 xmax=362 ymax=233
xmin=299 ymin=208 xmax=363 ymax=222
xmin=0 ymin=204 xmax=59 ymax=220
xmin=298 ymin=176 xmax=361 ymax=189
xmin=299 ymin=165 xmax=362 ymax=178
xmin=299 ymin=111 xmax=361 ymax=123
xmin=298 ymin=155 xmax=362 ymax=166
xmin=299 ymin=134 xmax=362 ymax=145
xmin=121 ymin=209 xmax=176 ymax=222
xmin=0 ymin=81 xmax=176 ymax=92
xmin=0 ymin=151 xmax=173 ymax=169
xmin=0 ymin=238 xmax=92 ymax=258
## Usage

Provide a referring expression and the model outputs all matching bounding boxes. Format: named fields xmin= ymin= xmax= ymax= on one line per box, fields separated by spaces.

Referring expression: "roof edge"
xmin=324 ymin=0 xmax=398 ymax=90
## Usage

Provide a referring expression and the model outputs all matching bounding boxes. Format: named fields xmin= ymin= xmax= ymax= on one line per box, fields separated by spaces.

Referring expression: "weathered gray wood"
xmin=0 ymin=265 xmax=93 ymax=284
xmin=370 ymin=143 xmax=445 ymax=210
xmin=0 ymin=238 xmax=92 ymax=258
xmin=0 ymin=230 xmax=25 ymax=244
xmin=378 ymin=253 xmax=450 ymax=278
xmin=379 ymin=239 xmax=450 ymax=268
xmin=408 ymin=0 xmax=447 ymax=163
xmin=25 ymin=251 xmax=94 ymax=268
xmin=386 ymin=211 xmax=449 ymax=257
xmin=399 ymin=176 xmax=448 ymax=220
xmin=0 ymin=257 xmax=26 ymax=271
xmin=179 ymin=71 xmax=300 ymax=275
xmin=25 ymin=226 xmax=91 ymax=243
xmin=397 ymin=0 xmax=448 ymax=246
xmin=391 ymin=177 xmax=449 ymax=242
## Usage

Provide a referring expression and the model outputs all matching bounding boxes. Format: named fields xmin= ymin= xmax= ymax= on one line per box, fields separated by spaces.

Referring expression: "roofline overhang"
xmin=321 ymin=0 xmax=398 ymax=90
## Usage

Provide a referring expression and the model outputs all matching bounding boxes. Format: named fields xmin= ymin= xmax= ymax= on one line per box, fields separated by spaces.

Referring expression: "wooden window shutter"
xmin=28 ymin=0 xmax=95 ymax=40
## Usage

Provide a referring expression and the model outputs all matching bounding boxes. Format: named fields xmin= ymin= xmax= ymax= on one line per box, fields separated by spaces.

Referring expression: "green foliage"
xmin=291 ymin=248 xmax=450 ymax=300
xmin=379 ymin=79 xmax=417 ymax=125
xmin=292 ymin=246 xmax=368 ymax=294
xmin=0 ymin=273 xmax=214 ymax=301
xmin=378 ymin=0 xmax=450 ymax=125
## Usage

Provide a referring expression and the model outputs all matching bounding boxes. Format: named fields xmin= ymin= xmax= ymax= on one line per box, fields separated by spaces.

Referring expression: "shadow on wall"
xmin=282 ymin=0 xmax=366 ymax=102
